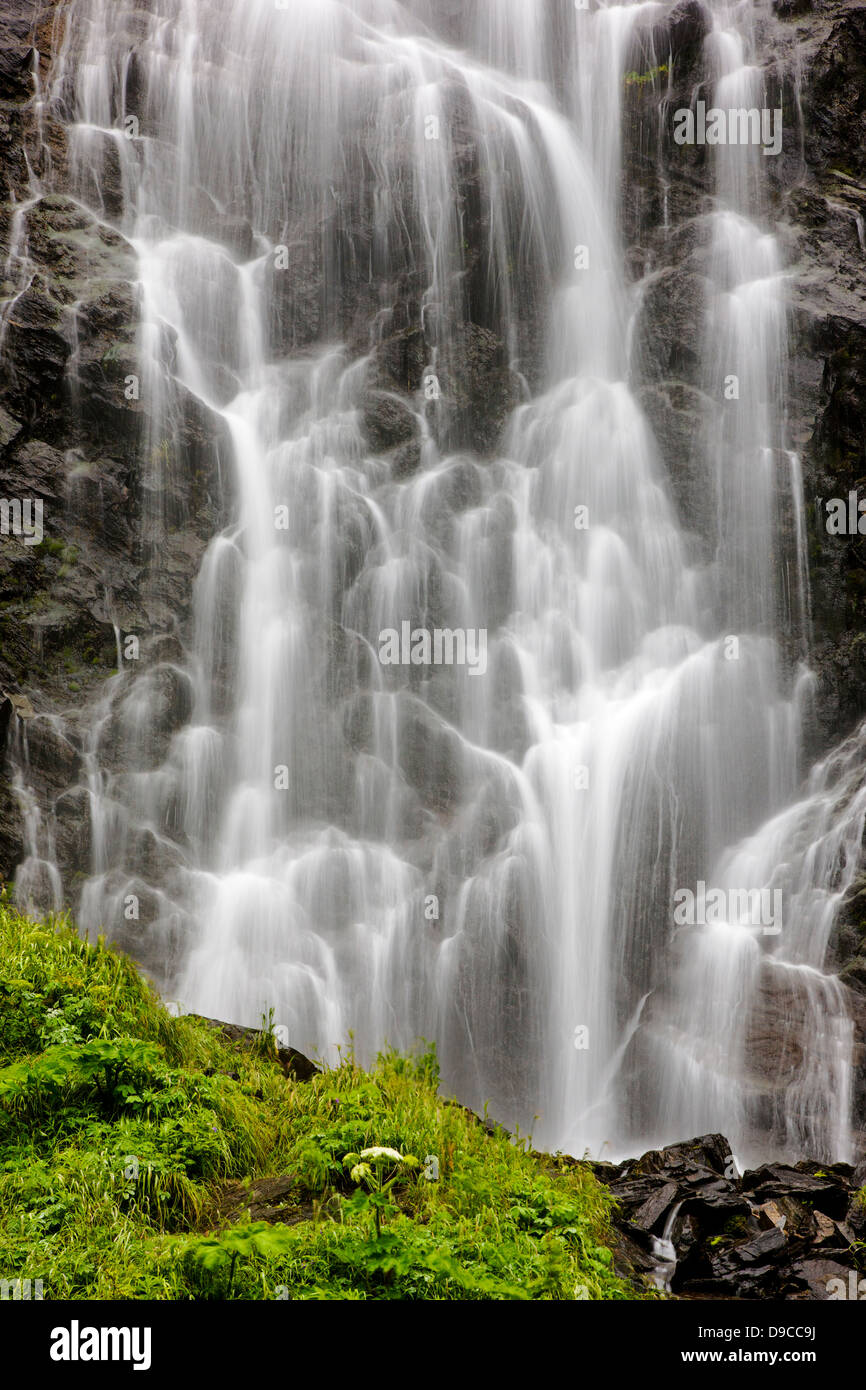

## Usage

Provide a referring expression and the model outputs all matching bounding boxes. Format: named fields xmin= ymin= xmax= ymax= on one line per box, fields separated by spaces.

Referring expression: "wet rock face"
xmin=801 ymin=6 xmax=866 ymax=185
xmin=0 ymin=1 xmax=44 ymax=104
xmin=0 ymin=0 xmax=535 ymax=892
xmin=785 ymin=5 xmax=866 ymax=1018
xmin=0 ymin=1 xmax=230 ymax=884
xmin=619 ymin=0 xmax=866 ymax=1018
xmin=621 ymin=0 xmax=866 ymax=738
xmin=97 ymin=663 xmax=195 ymax=773
xmin=777 ymin=7 xmax=866 ymax=749
xmin=590 ymin=1134 xmax=866 ymax=1299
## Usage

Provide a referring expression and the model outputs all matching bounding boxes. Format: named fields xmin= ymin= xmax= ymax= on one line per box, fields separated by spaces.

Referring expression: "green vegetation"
xmin=624 ymin=64 xmax=669 ymax=89
xmin=0 ymin=905 xmax=641 ymax=1300
xmin=32 ymin=537 xmax=65 ymax=560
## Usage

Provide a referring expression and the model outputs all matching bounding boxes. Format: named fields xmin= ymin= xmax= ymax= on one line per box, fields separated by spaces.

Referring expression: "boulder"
xmin=191 ymin=1015 xmax=319 ymax=1081
xmin=590 ymin=1132 xmax=865 ymax=1299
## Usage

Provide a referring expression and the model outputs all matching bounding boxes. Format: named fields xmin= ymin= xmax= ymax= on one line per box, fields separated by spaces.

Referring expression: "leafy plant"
xmin=624 ymin=63 xmax=669 ymax=89
xmin=185 ymin=1221 xmax=297 ymax=1297
xmin=342 ymin=1146 xmax=420 ymax=1237
xmin=0 ymin=1037 xmax=162 ymax=1114
xmin=0 ymin=907 xmax=645 ymax=1300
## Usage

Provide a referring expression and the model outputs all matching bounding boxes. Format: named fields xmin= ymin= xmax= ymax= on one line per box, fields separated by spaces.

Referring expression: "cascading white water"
xmin=8 ymin=716 xmax=64 ymax=918
xmin=17 ymin=0 xmax=859 ymax=1161
xmin=632 ymin=2 xmax=856 ymax=1165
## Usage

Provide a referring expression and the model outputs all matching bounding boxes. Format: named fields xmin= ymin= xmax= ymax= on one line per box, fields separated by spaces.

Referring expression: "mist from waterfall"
xmin=15 ymin=0 xmax=859 ymax=1164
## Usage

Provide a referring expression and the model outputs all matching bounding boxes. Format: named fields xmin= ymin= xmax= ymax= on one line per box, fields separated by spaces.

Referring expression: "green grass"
xmin=0 ymin=903 xmax=645 ymax=1300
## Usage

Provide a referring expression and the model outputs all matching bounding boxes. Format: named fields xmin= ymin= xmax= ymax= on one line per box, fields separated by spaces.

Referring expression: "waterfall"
xmin=8 ymin=716 xmax=64 ymax=919
xmin=19 ymin=0 xmax=859 ymax=1162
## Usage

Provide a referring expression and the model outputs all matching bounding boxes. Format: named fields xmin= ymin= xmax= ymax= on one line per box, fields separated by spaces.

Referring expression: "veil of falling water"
xmin=19 ymin=0 xmax=860 ymax=1161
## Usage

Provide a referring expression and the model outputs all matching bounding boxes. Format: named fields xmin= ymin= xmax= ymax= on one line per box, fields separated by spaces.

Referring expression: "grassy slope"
xmin=0 ymin=906 xmax=645 ymax=1300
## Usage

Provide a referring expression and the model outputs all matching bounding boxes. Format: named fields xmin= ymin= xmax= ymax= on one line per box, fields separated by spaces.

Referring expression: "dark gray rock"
xmin=362 ymin=390 xmax=418 ymax=453
xmin=191 ymin=1014 xmax=319 ymax=1081
xmin=589 ymin=1131 xmax=865 ymax=1299
xmin=0 ymin=0 xmax=43 ymax=102
xmin=631 ymin=1180 xmax=679 ymax=1232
